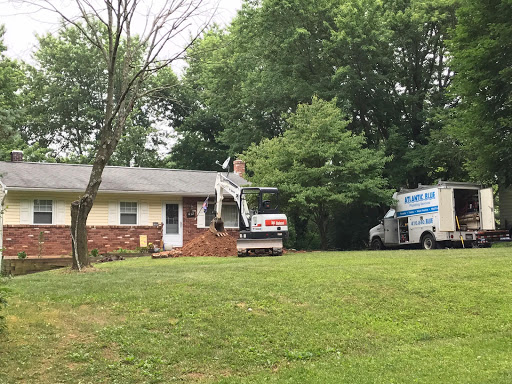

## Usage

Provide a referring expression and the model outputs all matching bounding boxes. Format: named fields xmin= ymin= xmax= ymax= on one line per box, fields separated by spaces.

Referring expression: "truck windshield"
xmin=384 ymin=209 xmax=395 ymax=219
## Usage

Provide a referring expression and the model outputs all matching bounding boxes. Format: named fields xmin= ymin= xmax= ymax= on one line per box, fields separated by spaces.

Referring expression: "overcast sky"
xmin=0 ymin=0 xmax=242 ymax=65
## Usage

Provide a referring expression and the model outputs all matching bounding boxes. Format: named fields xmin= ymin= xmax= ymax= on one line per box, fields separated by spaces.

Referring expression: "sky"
xmin=0 ymin=0 xmax=243 ymax=66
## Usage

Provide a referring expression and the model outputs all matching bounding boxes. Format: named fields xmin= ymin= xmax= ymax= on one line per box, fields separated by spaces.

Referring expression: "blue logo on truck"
xmin=404 ymin=191 xmax=435 ymax=204
xmin=397 ymin=206 xmax=438 ymax=217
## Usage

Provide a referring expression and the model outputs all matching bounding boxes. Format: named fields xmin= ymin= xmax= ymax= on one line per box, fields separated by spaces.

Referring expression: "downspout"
xmin=0 ymin=180 xmax=6 ymax=274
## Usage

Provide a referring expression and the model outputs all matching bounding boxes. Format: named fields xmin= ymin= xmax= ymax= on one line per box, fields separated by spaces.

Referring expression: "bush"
xmin=89 ymin=248 xmax=99 ymax=258
xmin=17 ymin=251 xmax=27 ymax=259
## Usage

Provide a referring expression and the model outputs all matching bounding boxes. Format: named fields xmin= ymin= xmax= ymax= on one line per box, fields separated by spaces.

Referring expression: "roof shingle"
xmin=0 ymin=162 xmax=248 ymax=195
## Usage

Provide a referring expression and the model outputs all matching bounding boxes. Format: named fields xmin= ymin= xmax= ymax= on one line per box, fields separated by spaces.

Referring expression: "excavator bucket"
xmin=209 ymin=217 xmax=228 ymax=236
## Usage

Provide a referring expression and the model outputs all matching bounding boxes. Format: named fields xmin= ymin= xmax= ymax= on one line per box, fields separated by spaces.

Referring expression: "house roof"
xmin=0 ymin=161 xmax=248 ymax=196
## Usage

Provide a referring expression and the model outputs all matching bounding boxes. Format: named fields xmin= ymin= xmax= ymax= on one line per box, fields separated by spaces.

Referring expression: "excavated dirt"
xmin=153 ymin=231 xmax=237 ymax=258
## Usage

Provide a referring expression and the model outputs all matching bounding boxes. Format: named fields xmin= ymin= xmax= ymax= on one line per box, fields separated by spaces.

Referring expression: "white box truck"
xmin=369 ymin=181 xmax=507 ymax=249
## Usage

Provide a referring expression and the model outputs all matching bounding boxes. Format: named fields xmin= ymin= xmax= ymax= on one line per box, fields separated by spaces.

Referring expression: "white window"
xmin=120 ymin=202 xmax=137 ymax=225
xmin=33 ymin=199 xmax=53 ymax=224
xmin=203 ymin=203 xmax=238 ymax=228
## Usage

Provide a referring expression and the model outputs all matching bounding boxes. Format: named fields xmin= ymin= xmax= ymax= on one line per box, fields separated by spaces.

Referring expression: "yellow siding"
xmin=3 ymin=191 xmax=183 ymax=226
xmin=3 ymin=191 xmax=81 ymax=225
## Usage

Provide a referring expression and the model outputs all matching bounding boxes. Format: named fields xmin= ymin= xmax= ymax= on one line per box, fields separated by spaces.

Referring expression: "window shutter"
xmin=196 ymin=201 xmax=205 ymax=227
xmin=140 ymin=202 xmax=149 ymax=225
xmin=20 ymin=200 xmax=30 ymax=224
xmin=55 ymin=200 xmax=66 ymax=224
xmin=108 ymin=201 xmax=118 ymax=225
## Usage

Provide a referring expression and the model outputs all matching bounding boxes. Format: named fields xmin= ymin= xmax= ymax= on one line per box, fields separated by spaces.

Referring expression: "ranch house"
xmin=0 ymin=151 xmax=247 ymax=258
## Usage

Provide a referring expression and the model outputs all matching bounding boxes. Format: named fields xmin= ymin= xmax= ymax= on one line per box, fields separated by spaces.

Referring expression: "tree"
xmin=242 ymin=97 xmax=392 ymax=249
xmin=384 ymin=0 xmax=459 ymax=187
xmin=0 ymin=25 xmax=27 ymax=159
xmin=179 ymin=0 xmax=461 ymax=189
xmin=23 ymin=25 xmax=105 ymax=155
xmin=24 ymin=23 xmax=169 ymax=167
xmin=449 ymin=0 xmax=512 ymax=186
xmin=18 ymin=0 xmax=212 ymax=269
xmin=182 ymin=0 xmax=336 ymax=156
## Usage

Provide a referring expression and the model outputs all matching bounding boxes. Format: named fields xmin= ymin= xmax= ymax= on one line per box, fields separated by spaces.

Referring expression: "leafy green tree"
xmin=183 ymin=0 xmax=336 ymax=156
xmin=179 ymin=0 xmax=460 ymax=188
xmin=23 ymin=24 xmax=104 ymax=155
xmin=0 ymin=25 xmax=27 ymax=157
xmin=147 ymin=64 xmax=229 ymax=170
xmin=385 ymin=0 xmax=459 ymax=187
xmin=167 ymin=109 xmax=229 ymax=170
xmin=328 ymin=0 xmax=395 ymax=144
xmin=449 ymin=0 xmax=512 ymax=186
xmin=242 ymin=97 xmax=392 ymax=249
xmin=24 ymin=22 xmax=168 ymax=167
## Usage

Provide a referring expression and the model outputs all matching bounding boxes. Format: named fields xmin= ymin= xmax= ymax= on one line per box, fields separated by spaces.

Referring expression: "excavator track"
xmin=236 ymin=238 xmax=283 ymax=257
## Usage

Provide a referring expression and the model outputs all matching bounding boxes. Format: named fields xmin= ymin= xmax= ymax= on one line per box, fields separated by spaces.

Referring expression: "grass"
xmin=1 ymin=247 xmax=512 ymax=383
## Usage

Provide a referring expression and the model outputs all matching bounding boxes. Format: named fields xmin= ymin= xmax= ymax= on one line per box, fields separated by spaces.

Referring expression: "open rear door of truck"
xmin=438 ymin=188 xmax=456 ymax=231
xmin=479 ymin=188 xmax=495 ymax=230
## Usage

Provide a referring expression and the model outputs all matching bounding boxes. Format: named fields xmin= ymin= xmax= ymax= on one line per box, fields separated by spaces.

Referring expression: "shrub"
xmin=89 ymin=248 xmax=100 ymax=258
xmin=17 ymin=251 xmax=27 ymax=259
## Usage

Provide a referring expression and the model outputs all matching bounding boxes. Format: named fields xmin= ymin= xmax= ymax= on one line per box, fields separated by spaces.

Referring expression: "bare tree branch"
xmin=11 ymin=0 xmax=218 ymax=268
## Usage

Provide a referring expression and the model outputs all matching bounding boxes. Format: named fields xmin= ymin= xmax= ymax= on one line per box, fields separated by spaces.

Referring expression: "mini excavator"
xmin=209 ymin=171 xmax=288 ymax=256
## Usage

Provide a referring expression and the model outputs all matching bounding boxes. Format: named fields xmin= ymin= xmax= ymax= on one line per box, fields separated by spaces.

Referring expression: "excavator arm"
xmin=210 ymin=173 xmax=249 ymax=234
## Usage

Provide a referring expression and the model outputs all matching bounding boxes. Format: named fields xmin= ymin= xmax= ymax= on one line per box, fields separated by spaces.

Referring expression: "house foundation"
xmin=2 ymin=224 xmax=163 ymax=257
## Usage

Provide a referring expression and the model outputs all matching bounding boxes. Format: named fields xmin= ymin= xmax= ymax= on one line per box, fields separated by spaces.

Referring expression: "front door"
xmin=162 ymin=201 xmax=183 ymax=249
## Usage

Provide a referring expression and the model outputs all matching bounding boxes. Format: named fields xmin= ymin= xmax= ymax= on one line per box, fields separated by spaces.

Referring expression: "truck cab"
xmin=369 ymin=208 xmax=395 ymax=250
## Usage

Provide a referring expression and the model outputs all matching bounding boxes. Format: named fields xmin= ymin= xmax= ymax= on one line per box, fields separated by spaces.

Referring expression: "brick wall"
xmin=183 ymin=197 xmax=209 ymax=243
xmin=2 ymin=224 xmax=162 ymax=257
xmin=182 ymin=197 xmax=238 ymax=243
xmin=2 ymin=196 xmax=240 ymax=257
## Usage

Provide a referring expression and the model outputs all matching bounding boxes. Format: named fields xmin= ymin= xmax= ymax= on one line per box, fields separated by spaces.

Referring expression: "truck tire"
xmin=421 ymin=233 xmax=437 ymax=250
xmin=371 ymin=237 xmax=385 ymax=250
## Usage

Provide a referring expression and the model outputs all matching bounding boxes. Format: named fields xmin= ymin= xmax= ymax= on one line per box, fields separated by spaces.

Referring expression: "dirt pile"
xmin=153 ymin=231 xmax=237 ymax=258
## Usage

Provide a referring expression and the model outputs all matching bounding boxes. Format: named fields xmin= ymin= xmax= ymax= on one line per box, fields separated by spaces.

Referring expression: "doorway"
xmin=162 ymin=201 xmax=183 ymax=249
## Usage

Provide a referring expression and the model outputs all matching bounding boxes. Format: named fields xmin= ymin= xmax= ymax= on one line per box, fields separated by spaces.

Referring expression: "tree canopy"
xmin=449 ymin=0 xmax=512 ymax=186
xmin=243 ymin=97 xmax=392 ymax=249
xmin=1 ymin=0 xmax=510 ymax=250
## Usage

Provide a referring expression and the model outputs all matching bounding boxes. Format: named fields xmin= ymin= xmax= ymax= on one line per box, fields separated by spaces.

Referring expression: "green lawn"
xmin=1 ymin=248 xmax=512 ymax=383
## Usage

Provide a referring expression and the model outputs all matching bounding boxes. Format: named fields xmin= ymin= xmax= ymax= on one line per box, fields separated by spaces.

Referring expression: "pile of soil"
xmin=153 ymin=231 xmax=237 ymax=258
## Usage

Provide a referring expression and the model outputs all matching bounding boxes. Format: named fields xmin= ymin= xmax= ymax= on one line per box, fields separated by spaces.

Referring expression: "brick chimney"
xmin=233 ymin=159 xmax=246 ymax=177
xmin=10 ymin=150 xmax=23 ymax=162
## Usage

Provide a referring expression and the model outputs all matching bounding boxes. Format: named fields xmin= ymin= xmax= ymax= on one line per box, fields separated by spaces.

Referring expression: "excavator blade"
xmin=209 ymin=217 xmax=228 ymax=236
xmin=236 ymin=238 xmax=283 ymax=257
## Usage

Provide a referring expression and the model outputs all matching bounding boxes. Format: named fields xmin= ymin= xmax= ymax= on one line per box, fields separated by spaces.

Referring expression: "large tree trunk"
xmin=70 ymin=197 xmax=92 ymax=269
xmin=69 ymin=143 xmax=114 ymax=270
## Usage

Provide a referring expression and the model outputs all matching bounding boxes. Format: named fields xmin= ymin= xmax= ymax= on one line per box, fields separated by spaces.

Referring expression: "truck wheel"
xmin=371 ymin=238 xmax=385 ymax=250
xmin=421 ymin=234 xmax=437 ymax=250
